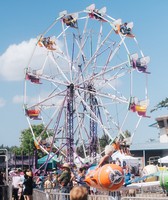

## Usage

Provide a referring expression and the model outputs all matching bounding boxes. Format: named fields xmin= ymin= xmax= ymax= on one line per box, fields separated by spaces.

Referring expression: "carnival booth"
xmin=112 ymin=151 xmax=139 ymax=168
xmin=37 ymin=153 xmax=59 ymax=169
xmin=158 ymin=156 xmax=168 ymax=165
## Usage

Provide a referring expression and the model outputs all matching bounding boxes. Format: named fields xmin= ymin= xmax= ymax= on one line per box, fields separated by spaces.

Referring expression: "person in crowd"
xmin=52 ymin=172 xmax=59 ymax=191
xmin=128 ymin=174 xmax=136 ymax=197
xmin=12 ymin=169 xmax=22 ymax=200
xmin=76 ymin=167 xmax=85 ymax=185
xmin=115 ymin=158 xmax=121 ymax=166
xmin=23 ymin=170 xmax=33 ymax=200
xmin=70 ymin=186 xmax=88 ymax=200
xmin=58 ymin=163 xmax=71 ymax=198
xmin=35 ymin=176 xmax=43 ymax=190
xmin=124 ymin=166 xmax=132 ymax=186
xmin=18 ymin=182 xmax=24 ymax=200
xmin=44 ymin=174 xmax=53 ymax=193
xmin=76 ymin=167 xmax=89 ymax=191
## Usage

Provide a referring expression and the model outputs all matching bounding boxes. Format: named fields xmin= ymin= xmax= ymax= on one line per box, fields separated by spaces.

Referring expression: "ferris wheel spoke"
xmin=106 ymin=37 xmax=126 ymax=69
xmin=77 ymin=86 xmax=128 ymax=104
xmin=76 ymin=91 xmax=114 ymax=141
xmin=92 ymin=22 xmax=103 ymax=72
xmin=41 ymin=15 xmax=63 ymax=37
xmin=73 ymin=35 xmax=88 ymax=64
xmin=98 ymin=97 xmax=121 ymax=131
xmin=26 ymin=88 xmax=67 ymax=110
xmin=61 ymin=21 xmax=73 ymax=81
xmin=78 ymin=60 xmax=129 ymax=87
xmin=48 ymin=54 xmax=70 ymax=83
xmin=130 ymin=116 xmax=142 ymax=142
xmin=78 ymin=28 xmax=114 ymax=80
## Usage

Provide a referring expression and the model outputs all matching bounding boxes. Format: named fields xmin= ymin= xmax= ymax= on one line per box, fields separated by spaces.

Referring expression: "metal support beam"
xmin=88 ymin=84 xmax=98 ymax=158
xmin=66 ymin=83 xmax=74 ymax=164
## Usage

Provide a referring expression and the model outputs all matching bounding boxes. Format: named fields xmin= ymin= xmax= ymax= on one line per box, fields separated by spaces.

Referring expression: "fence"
xmin=122 ymin=198 xmax=167 ymax=200
xmin=33 ymin=189 xmax=116 ymax=200
xmin=33 ymin=189 xmax=168 ymax=200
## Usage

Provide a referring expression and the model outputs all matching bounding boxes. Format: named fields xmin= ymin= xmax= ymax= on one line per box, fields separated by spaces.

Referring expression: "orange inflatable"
xmin=85 ymin=164 xmax=124 ymax=191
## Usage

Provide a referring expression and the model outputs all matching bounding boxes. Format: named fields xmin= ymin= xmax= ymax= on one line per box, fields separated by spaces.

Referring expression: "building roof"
xmin=130 ymin=142 xmax=168 ymax=151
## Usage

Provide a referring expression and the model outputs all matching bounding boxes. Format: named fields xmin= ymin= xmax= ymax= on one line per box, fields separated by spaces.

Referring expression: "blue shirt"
xmin=124 ymin=172 xmax=131 ymax=183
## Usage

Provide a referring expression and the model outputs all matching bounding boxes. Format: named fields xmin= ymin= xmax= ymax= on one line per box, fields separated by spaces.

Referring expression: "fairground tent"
xmin=112 ymin=151 xmax=139 ymax=166
xmin=37 ymin=153 xmax=60 ymax=169
xmin=74 ymin=153 xmax=85 ymax=167
xmin=158 ymin=155 xmax=168 ymax=164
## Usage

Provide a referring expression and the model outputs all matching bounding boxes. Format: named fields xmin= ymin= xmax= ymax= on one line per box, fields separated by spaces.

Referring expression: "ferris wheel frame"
xmin=23 ymin=4 xmax=150 ymax=167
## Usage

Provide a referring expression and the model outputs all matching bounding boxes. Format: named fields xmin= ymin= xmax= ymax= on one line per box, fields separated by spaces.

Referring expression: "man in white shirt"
xmin=11 ymin=169 xmax=22 ymax=200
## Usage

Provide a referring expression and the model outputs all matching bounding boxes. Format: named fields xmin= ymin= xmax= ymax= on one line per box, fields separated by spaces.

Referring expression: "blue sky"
xmin=0 ymin=0 xmax=168 ymax=147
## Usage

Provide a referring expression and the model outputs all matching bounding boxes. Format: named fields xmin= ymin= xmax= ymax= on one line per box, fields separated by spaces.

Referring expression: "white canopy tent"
xmin=158 ymin=155 xmax=168 ymax=164
xmin=112 ymin=151 xmax=139 ymax=166
xmin=73 ymin=153 xmax=85 ymax=167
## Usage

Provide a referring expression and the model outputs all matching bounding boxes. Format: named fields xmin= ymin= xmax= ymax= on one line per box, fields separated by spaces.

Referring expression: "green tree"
xmin=99 ymin=134 xmax=111 ymax=150
xmin=0 ymin=144 xmax=10 ymax=151
xmin=20 ymin=124 xmax=46 ymax=156
xmin=76 ymin=134 xmax=111 ymax=158
xmin=151 ymin=97 xmax=168 ymax=112
xmin=76 ymin=145 xmax=85 ymax=158
xmin=120 ymin=130 xmax=131 ymax=140
xmin=10 ymin=146 xmax=22 ymax=155
xmin=0 ymin=145 xmax=22 ymax=155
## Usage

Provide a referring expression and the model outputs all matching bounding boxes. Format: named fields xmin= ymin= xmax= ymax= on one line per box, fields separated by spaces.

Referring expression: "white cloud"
xmin=12 ymin=95 xmax=24 ymax=104
xmin=0 ymin=37 xmax=66 ymax=82
xmin=0 ymin=98 xmax=6 ymax=107
xmin=0 ymin=38 xmax=37 ymax=81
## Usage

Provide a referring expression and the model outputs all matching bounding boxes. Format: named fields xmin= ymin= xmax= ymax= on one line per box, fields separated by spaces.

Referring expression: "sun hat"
xmin=62 ymin=163 xmax=70 ymax=169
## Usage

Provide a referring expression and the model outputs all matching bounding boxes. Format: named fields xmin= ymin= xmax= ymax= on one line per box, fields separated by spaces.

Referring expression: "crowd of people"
xmin=4 ymin=144 xmax=140 ymax=200
xmin=8 ymin=164 xmax=90 ymax=200
xmin=9 ymin=169 xmax=33 ymax=200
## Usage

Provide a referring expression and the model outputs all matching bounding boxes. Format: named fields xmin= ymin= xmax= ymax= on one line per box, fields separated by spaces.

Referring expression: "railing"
xmin=33 ymin=189 xmax=115 ymax=200
xmin=33 ymin=188 xmax=168 ymax=200
xmin=122 ymin=198 xmax=167 ymax=200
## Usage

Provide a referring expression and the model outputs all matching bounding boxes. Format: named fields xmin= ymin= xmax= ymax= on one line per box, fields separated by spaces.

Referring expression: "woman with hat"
xmin=23 ymin=170 xmax=33 ymax=200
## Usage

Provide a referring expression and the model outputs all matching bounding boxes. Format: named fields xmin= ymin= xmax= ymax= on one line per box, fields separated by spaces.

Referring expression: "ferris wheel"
xmin=23 ymin=4 xmax=150 ymax=165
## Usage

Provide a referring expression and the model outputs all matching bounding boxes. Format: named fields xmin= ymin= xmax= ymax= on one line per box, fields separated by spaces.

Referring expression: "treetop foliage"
xmin=150 ymin=97 xmax=168 ymax=113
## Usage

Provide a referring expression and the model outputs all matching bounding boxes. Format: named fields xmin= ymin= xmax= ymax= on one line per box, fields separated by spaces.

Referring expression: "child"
xmin=18 ymin=182 xmax=24 ymax=200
